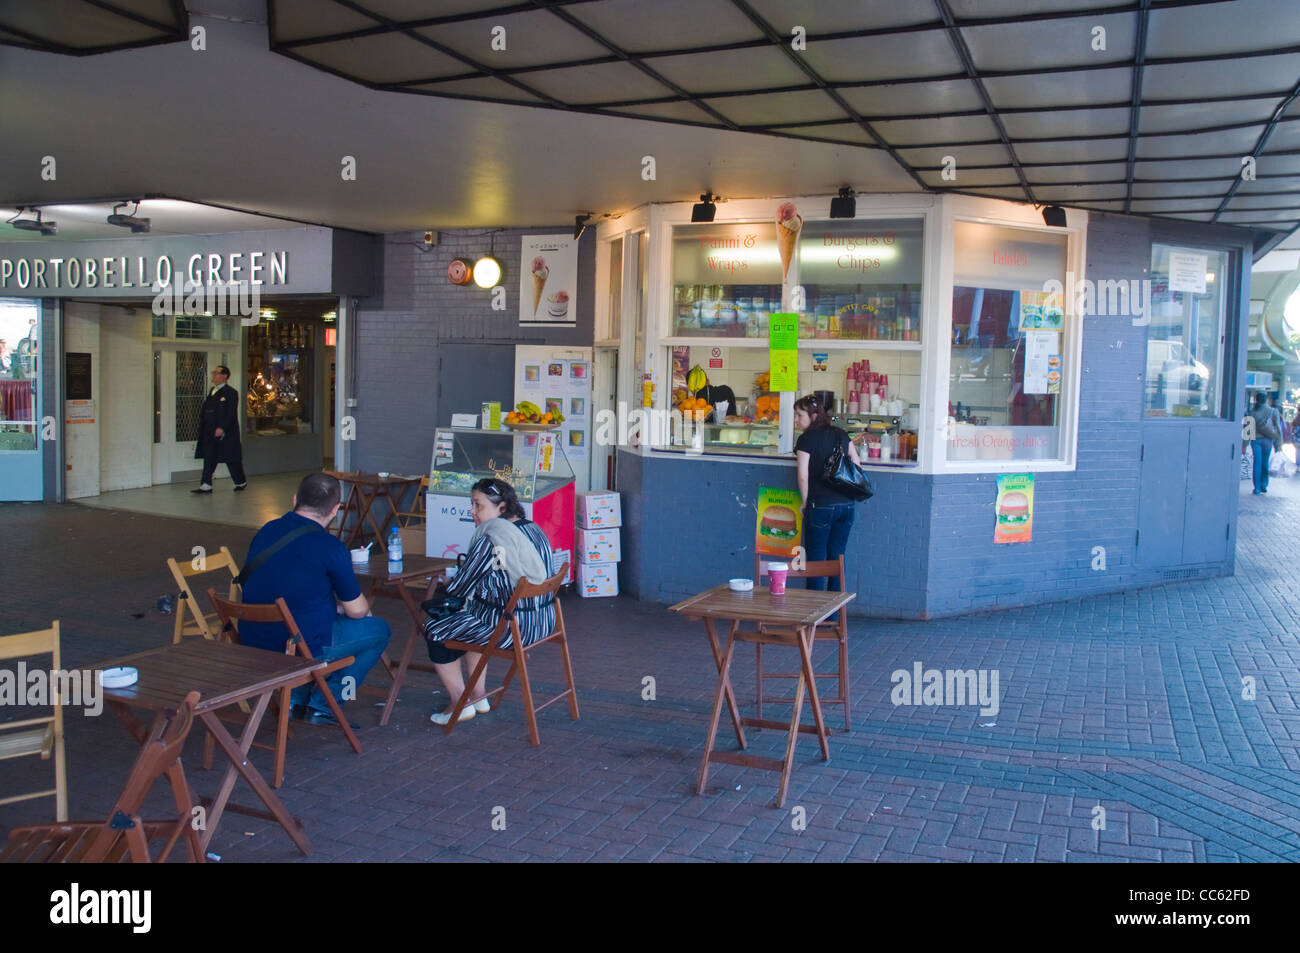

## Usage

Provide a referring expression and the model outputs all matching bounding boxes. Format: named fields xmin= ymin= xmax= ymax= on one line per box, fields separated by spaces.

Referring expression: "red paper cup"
xmin=768 ymin=563 xmax=788 ymax=595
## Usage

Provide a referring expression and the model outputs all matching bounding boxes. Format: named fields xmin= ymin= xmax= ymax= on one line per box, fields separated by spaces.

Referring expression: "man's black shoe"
xmin=289 ymin=703 xmax=308 ymax=720
xmin=234 ymin=483 xmax=248 ymax=491
xmin=191 ymin=486 xmax=212 ymax=494
xmin=304 ymin=708 xmax=359 ymax=730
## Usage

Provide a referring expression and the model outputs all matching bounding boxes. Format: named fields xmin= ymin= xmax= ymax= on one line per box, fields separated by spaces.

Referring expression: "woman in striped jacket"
xmin=423 ymin=478 xmax=557 ymax=725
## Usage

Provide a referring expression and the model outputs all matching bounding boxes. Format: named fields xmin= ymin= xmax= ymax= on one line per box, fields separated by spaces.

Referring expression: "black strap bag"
xmin=821 ymin=428 xmax=873 ymax=502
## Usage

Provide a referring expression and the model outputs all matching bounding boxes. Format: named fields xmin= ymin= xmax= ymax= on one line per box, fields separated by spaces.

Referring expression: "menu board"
xmin=515 ymin=344 xmax=591 ymax=494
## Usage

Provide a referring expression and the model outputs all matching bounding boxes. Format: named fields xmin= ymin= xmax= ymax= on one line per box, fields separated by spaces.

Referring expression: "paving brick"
xmin=3 ymin=490 xmax=1298 ymax=863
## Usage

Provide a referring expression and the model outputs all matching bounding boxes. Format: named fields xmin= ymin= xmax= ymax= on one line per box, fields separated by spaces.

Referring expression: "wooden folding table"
xmin=91 ymin=639 xmax=327 ymax=855
xmin=669 ymin=584 xmax=856 ymax=808
xmin=353 ymin=552 xmax=455 ymax=726
xmin=329 ymin=472 xmax=421 ymax=552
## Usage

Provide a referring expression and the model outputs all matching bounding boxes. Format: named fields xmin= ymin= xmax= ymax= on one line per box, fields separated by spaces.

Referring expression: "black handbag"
xmin=821 ymin=429 xmax=873 ymax=502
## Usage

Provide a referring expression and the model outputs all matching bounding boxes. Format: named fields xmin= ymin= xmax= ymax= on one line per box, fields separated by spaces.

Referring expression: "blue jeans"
xmin=291 ymin=616 xmax=391 ymax=713
xmin=801 ymin=502 xmax=855 ymax=592
xmin=1252 ymin=439 xmax=1273 ymax=492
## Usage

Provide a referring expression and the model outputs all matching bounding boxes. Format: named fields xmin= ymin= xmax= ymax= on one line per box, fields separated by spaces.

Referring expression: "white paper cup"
xmin=351 ymin=548 xmax=370 ymax=564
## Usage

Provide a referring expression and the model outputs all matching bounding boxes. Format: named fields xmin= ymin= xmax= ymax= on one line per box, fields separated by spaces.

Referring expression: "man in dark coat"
xmin=192 ymin=365 xmax=247 ymax=493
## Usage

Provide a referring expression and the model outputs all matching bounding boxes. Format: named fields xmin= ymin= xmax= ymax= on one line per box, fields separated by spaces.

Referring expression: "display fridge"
xmin=426 ymin=426 xmax=576 ymax=583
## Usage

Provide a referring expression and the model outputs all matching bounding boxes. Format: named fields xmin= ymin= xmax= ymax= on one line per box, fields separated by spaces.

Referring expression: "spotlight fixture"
xmin=107 ymin=200 xmax=151 ymax=233
xmin=1041 ymin=205 xmax=1067 ymax=227
xmin=322 ymin=310 xmax=337 ymax=322
xmin=8 ymin=207 xmax=57 ymax=236
xmin=574 ymin=213 xmax=592 ymax=240
xmin=829 ymin=187 xmax=856 ymax=219
xmin=691 ymin=192 xmax=717 ymax=223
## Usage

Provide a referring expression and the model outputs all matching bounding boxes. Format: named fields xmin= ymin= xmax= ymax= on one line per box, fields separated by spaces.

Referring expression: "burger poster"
xmin=756 ymin=486 xmax=802 ymax=558
xmin=994 ymin=474 xmax=1034 ymax=544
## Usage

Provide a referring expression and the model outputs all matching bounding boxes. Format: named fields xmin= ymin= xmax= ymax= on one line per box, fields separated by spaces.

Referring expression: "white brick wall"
xmin=99 ymin=307 xmax=152 ymax=491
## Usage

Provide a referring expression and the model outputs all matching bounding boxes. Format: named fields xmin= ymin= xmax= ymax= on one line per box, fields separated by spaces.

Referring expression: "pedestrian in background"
xmin=192 ymin=364 xmax=247 ymax=493
xmin=1249 ymin=392 xmax=1281 ymax=494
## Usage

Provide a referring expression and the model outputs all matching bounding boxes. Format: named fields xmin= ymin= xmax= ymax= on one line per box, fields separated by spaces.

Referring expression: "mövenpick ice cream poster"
xmin=520 ymin=235 xmax=578 ymax=328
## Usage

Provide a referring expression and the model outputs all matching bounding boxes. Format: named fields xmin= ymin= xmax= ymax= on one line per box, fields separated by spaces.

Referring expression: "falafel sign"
xmin=994 ymin=474 xmax=1034 ymax=544
xmin=520 ymin=235 xmax=578 ymax=328
xmin=756 ymin=486 xmax=803 ymax=559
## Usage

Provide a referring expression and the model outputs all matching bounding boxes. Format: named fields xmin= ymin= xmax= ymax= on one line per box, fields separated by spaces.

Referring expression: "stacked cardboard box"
xmin=576 ymin=492 xmax=621 ymax=597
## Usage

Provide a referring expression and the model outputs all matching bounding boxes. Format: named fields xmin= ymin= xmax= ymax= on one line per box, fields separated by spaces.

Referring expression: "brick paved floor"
xmin=2 ymin=478 xmax=1299 ymax=862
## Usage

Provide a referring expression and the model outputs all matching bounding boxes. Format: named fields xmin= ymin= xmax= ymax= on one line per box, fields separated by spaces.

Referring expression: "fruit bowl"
xmin=504 ymin=422 xmax=561 ymax=432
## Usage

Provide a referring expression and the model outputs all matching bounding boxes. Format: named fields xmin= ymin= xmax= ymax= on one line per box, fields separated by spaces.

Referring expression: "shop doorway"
xmin=593 ymin=346 xmax=618 ymax=490
xmin=152 ymin=346 xmax=236 ymax=484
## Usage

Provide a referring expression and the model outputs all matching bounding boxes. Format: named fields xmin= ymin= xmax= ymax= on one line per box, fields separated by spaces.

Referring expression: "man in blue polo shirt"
xmin=240 ymin=472 xmax=390 ymax=727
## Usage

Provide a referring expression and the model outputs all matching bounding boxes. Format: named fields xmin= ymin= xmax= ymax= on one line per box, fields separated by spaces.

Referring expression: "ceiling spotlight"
xmin=1041 ymin=205 xmax=1067 ymax=227
xmin=574 ymin=213 xmax=592 ymax=241
xmin=107 ymin=200 xmax=151 ymax=233
xmin=830 ymin=187 xmax=856 ymax=219
xmin=691 ymin=192 xmax=717 ymax=223
xmin=7 ymin=207 xmax=57 ymax=236
xmin=473 ymin=255 xmax=501 ymax=288
xmin=322 ymin=311 xmax=337 ymax=322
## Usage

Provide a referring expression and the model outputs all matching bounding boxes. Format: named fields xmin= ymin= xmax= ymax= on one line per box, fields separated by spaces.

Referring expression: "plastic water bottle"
xmin=388 ymin=526 xmax=403 ymax=574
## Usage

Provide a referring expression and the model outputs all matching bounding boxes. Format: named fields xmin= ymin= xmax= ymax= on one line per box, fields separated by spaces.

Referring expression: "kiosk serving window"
xmin=672 ymin=223 xmax=782 ymax=338
xmin=948 ymin=221 xmax=1069 ymax=463
xmin=797 ymin=218 xmax=924 ymax=341
xmin=1144 ymin=243 xmax=1229 ymax=418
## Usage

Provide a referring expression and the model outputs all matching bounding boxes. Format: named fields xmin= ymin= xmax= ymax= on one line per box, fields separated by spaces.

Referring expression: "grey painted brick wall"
xmin=352 ymin=228 xmax=595 ymax=476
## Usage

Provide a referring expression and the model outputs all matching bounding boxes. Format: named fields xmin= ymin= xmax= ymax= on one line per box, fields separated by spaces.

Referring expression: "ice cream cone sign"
xmin=776 ymin=202 xmax=802 ymax=280
xmin=531 ymin=256 xmax=549 ymax=316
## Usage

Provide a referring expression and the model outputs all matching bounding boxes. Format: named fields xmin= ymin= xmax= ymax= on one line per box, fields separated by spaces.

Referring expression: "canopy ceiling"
xmin=1 ymin=0 xmax=1298 ymax=252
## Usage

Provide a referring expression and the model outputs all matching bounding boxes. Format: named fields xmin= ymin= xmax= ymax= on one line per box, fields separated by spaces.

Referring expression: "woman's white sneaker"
xmin=430 ymin=705 xmax=476 ymax=726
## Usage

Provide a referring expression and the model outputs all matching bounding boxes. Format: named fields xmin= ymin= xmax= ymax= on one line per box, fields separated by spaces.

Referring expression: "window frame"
xmin=935 ymin=196 xmax=1088 ymax=475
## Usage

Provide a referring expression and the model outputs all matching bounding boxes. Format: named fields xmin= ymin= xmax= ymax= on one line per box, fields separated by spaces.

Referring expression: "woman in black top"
xmin=793 ymin=394 xmax=862 ymax=591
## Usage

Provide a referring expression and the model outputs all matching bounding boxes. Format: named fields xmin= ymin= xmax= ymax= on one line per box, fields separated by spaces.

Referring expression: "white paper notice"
xmin=1167 ymin=251 xmax=1208 ymax=294
xmin=1023 ymin=331 xmax=1054 ymax=395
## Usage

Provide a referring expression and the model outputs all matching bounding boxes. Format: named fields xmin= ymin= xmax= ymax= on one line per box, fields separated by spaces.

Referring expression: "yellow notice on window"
xmin=769 ymin=313 xmax=798 ymax=391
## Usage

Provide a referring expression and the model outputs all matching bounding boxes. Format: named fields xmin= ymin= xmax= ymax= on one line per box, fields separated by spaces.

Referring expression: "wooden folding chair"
xmin=205 ymin=591 xmax=362 ymax=789
xmin=322 ymin=469 xmax=359 ymax=540
xmin=440 ymin=563 xmax=578 ymax=746
xmin=0 ymin=622 xmax=68 ymax=821
xmin=395 ymin=476 xmax=430 ymax=528
xmin=754 ymin=555 xmax=852 ymax=730
xmin=166 ymin=546 xmax=241 ymax=643
xmin=1 ymin=692 xmax=203 ymax=863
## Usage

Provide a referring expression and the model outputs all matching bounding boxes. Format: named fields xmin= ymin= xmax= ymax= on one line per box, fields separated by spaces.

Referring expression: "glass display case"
xmin=429 ymin=427 xmax=574 ymax=500
xmin=662 ymin=419 xmax=781 ymax=457
xmin=426 ymin=427 xmax=577 ymax=578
